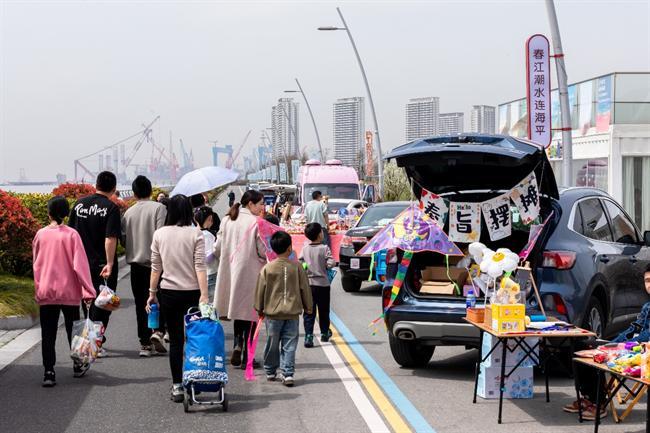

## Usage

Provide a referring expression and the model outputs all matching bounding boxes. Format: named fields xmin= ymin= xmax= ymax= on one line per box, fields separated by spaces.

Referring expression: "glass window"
xmin=573 ymin=158 xmax=608 ymax=191
xmin=578 ymin=199 xmax=613 ymax=242
xmin=572 ymin=205 xmax=584 ymax=233
xmin=614 ymin=73 xmax=650 ymax=103
xmin=602 ymin=199 xmax=638 ymax=244
xmin=614 ymin=103 xmax=650 ymax=124
xmin=357 ymin=205 xmax=408 ymax=228
xmin=304 ymin=184 xmax=360 ymax=200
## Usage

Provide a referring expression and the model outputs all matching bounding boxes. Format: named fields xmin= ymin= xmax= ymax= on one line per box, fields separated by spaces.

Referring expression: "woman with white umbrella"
xmin=214 ymin=190 xmax=266 ymax=368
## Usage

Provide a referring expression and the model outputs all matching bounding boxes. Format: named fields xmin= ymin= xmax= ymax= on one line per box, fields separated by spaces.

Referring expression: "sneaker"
xmin=231 ymin=346 xmax=242 ymax=367
xmin=73 ymin=362 xmax=90 ymax=378
xmin=171 ymin=383 xmax=184 ymax=403
xmin=562 ymin=399 xmax=592 ymax=414
xmin=139 ymin=345 xmax=153 ymax=357
xmin=163 ymin=332 xmax=170 ymax=343
xmin=42 ymin=370 xmax=56 ymax=387
xmin=97 ymin=348 xmax=108 ymax=358
xmin=582 ymin=403 xmax=608 ymax=421
xmin=321 ymin=329 xmax=333 ymax=343
xmin=282 ymin=375 xmax=294 ymax=387
xmin=150 ymin=332 xmax=167 ymax=354
xmin=304 ymin=334 xmax=314 ymax=348
xmin=266 ymin=373 xmax=277 ymax=381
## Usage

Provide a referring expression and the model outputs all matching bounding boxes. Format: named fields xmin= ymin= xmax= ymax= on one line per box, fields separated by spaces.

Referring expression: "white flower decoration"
xmin=468 ymin=242 xmax=487 ymax=264
xmin=479 ymin=248 xmax=519 ymax=278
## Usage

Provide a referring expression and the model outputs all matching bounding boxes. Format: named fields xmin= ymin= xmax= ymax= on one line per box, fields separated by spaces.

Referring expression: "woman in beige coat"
xmin=214 ymin=189 xmax=266 ymax=367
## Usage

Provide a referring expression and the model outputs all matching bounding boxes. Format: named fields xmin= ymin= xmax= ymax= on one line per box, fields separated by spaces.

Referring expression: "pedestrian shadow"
xmin=190 ymin=391 xmax=300 ymax=415
xmin=0 ymin=363 xmax=92 ymax=433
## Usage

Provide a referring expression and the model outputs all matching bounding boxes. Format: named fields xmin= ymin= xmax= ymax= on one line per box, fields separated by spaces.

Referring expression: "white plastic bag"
xmin=70 ymin=317 xmax=103 ymax=365
xmin=94 ymin=283 xmax=121 ymax=311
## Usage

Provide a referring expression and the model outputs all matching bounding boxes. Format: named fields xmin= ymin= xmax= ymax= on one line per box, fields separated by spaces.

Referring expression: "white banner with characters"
xmin=449 ymin=202 xmax=481 ymax=243
xmin=481 ymin=193 xmax=512 ymax=241
xmin=419 ymin=187 xmax=448 ymax=228
xmin=510 ymin=172 xmax=540 ymax=225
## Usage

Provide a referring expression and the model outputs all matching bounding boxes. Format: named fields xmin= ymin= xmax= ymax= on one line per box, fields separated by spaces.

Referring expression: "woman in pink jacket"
xmin=32 ymin=196 xmax=96 ymax=387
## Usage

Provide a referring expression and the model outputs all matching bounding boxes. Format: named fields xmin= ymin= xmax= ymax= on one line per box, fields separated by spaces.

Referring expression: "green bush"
xmin=14 ymin=192 xmax=53 ymax=227
xmin=383 ymin=162 xmax=413 ymax=202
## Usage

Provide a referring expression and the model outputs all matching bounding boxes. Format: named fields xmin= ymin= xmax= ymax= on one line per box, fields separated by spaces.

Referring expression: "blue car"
xmin=382 ymin=134 xmax=650 ymax=367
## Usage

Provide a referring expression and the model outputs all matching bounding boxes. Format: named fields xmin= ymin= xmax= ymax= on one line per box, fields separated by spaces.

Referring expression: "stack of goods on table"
xmin=580 ymin=342 xmax=650 ymax=379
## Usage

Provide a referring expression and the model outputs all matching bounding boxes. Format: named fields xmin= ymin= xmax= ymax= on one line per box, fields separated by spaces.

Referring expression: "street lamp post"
xmin=545 ymin=0 xmax=573 ymax=187
xmin=285 ymin=78 xmax=324 ymax=163
xmin=319 ymin=7 xmax=384 ymax=198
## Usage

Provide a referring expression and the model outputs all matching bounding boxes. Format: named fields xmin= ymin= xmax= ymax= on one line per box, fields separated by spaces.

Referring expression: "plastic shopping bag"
xmin=70 ymin=317 xmax=104 ymax=365
xmin=94 ymin=283 xmax=121 ymax=311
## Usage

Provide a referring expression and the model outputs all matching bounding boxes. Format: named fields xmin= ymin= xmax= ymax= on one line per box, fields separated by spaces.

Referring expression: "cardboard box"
xmin=477 ymin=364 xmax=534 ymax=399
xmin=420 ymin=281 xmax=456 ymax=295
xmin=491 ymin=303 xmax=526 ymax=320
xmin=481 ymin=333 xmax=539 ymax=368
xmin=420 ymin=267 xmax=468 ymax=296
xmin=492 ymin=318 xmax=526 ymax=333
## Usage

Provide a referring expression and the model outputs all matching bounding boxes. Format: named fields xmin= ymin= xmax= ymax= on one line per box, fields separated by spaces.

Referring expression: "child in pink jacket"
xmin=32 ymin=196 xmax=96 ymax=387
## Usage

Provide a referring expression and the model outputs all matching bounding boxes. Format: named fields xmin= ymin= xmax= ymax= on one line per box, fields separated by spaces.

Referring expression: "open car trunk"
xmin=385 ymin=135 xmax=560 ymax=300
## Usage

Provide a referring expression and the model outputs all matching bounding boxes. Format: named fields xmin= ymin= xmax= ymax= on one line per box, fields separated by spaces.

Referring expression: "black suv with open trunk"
xmin=382 ymin=134 xmax=650 ymax=368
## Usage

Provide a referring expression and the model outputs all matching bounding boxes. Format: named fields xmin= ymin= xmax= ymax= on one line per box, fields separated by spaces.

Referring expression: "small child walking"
xmin=299 ymin=223 xmax=336 ymax=347
xmin=254 ymin=231 xmax=313 ymax=386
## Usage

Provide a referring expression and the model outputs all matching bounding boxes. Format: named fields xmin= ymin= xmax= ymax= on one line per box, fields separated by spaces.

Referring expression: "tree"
xmin=382 ymin=162 xmax=412 ymax=202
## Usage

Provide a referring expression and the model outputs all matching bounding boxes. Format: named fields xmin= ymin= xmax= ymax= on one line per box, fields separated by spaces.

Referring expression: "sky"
xmin=1 ymin=0 xmax=649 ymax=182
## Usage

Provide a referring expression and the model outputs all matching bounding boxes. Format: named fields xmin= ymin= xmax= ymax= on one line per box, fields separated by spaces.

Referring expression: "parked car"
xmin=339 ymin=201 xmax=410 ymax=292
xmin=381 ymin=134 xmax=650 ymax=367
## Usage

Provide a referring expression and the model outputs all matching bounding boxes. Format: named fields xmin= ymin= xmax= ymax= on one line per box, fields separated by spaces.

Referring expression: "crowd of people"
xmin=31 ymin=170 xmax=334 ymax=401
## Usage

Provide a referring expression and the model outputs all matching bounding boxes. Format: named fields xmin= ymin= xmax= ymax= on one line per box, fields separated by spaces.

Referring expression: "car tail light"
xmin=341 ymin=236 xmax=367 ymax=248
xmin=552 ymin=294 xmax=568 ymax=316
xmin=542 ymin=251 xmax=576 ymax=269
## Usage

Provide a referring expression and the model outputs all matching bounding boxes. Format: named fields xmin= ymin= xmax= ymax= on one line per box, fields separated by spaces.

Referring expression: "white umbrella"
xmin=170 ymin=166 xmax=240 ymax=197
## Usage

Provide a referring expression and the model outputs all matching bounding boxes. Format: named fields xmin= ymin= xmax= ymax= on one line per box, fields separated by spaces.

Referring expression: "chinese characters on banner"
xmin=449 ymin=202 xmax=481 ymax=243
xmin=419 ymin=187 xmax=448 ymax=228
xmin=510 ymin=172 xmax=540 ymax=224
xmin=526 ymin=34 xmax=551 ymax=147
xmin=481 ymin=193 xmax=512 ymax=241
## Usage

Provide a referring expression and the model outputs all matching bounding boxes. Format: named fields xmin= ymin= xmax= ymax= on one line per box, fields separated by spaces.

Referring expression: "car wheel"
xmin=583 ymin=297 xmax=605 ymax=338
xmin=341 ymin=272 xmax=362 ymax=293
xmin=388 ymin=333 xmax=435 ymax=368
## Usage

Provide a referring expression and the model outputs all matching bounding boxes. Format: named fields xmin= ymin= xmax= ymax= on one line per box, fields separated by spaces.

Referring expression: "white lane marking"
xmin=318 ymin=338 xmax=390 ymax=433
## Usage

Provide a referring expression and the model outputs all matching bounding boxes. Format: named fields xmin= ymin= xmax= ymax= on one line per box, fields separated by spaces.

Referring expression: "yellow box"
xmin=492 ymin=318 xmax=526 ymax=333
xmin=491 ymin=303 xmax=525 ymax=321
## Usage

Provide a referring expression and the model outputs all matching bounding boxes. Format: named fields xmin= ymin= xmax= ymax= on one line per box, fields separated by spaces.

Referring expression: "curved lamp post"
xmin=318 ymin=7 xmax=383 ymax=197
xmin=285 ymin=78 xmax=324 ymax=163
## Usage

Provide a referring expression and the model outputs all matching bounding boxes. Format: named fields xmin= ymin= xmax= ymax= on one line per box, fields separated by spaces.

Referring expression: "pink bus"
xmin=296 ymin=159 xmax=361 ymax=206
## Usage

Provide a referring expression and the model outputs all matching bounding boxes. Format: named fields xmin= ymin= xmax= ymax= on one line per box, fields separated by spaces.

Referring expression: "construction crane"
xmin=179 ymin=139 xmax=193 ymax=170
xmin=226 ymin=130 xmax=252 ymax=169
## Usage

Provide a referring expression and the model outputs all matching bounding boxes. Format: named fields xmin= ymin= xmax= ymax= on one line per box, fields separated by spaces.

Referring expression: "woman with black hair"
xmin=146 ymin=194 xmax=209 ymax=402
xmin=194 ymin=206 xmax=219 ymax=297
xmin=32 ymin=196 xmax=97 ymax=387
xmin=215 ymin=189 xmax=267 ymax=368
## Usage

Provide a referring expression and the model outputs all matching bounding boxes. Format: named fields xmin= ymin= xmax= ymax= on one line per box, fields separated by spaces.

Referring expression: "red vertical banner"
xmin=526 ymin=34 xmax=552 ymax=147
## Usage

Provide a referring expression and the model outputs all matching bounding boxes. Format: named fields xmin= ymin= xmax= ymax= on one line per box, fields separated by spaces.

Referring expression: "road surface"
xmin=1 ymin=190 xmax=646 ymax=433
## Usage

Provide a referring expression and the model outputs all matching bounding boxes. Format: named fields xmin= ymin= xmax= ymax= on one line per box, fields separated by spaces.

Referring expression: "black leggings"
xmin=158 ymin=289 xmax=200 ymax=384
xmin=233 ymin=320 xmax=257 ymax=364
xmin=40 ymin=305 xmax=80 ymax=371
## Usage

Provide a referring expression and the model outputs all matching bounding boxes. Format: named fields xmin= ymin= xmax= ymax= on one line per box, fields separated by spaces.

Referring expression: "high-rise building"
xmin=439 ymin=112 xmax=465 ymax=135
xmin=333 ymin=97 xmax=365 ymax=169
xmin=405 ymin=97 xmax=439 ymax=141
xmin=471 ymin=105 xmax=496 ymax=134
xmin=271 ymin=98 xmax=299 ymax=163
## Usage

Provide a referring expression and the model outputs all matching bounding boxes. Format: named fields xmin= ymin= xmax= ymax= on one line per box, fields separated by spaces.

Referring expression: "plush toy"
xmin=469 ymin=243 xmax=519 ymax=279
xmin=497 ymin=276 xmax=521 ymax=304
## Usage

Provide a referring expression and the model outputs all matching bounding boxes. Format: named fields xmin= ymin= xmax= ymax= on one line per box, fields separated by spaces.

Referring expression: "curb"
xmin=0 ymin=315 xmax=39 ymax=331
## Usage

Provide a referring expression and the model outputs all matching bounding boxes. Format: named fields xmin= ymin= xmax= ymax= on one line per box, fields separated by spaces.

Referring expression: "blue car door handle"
xmin=599 ymin=255 xmax=610 ymax=263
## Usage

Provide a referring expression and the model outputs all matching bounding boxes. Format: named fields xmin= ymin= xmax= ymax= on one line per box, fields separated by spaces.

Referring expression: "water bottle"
xmin=148 ymin=303 xmax=160 ymax=329
xmin=465 ymin=290 xmax=476 ymax=309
